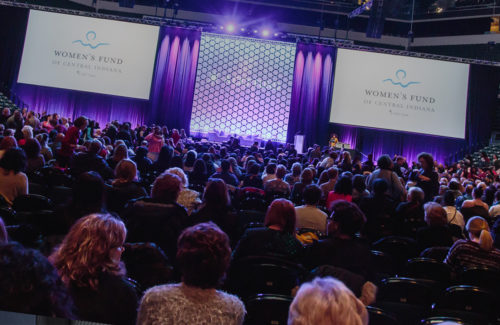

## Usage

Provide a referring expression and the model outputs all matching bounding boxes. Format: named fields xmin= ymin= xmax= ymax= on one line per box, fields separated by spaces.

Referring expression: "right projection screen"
xmin=330 ymin=48 xmax=470 ymax=139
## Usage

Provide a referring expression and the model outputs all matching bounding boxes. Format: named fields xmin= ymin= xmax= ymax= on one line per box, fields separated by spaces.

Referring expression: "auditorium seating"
xmin=244 ymin=294 xmax=293 ymax=325
xmin=366 ymin=306 xmax=398 ymax=325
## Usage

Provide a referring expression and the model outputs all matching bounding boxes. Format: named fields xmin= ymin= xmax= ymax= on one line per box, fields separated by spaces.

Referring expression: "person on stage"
xmin=329 ymin=133 xmax=338 ymax=149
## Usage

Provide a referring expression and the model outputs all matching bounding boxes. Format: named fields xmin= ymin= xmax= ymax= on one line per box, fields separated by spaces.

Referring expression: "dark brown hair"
xmin=264 ymin=198 xmax=296 ymax=234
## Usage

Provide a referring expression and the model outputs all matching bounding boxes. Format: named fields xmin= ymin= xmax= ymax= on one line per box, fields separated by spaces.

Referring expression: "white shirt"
xmin=0 ymin=168 xmax=28 ymax=205
xmin=444 ymin=206 xmax=465 ymax=230
xmin=295 ymin=205 xmax=328 ymax=234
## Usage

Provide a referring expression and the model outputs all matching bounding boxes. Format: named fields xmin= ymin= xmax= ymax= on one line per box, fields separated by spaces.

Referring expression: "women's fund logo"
xmin=383 ymin=69 xmax=421 ymax=88
xmin=72 ymin=31 xmax=109 ymax=49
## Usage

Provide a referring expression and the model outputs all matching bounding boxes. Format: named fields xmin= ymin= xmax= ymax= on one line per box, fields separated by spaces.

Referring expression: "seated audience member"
xmin=166 ymin=167 xmax=201 ymax=215
xmin=456 ymin=183 xmax=473 ymax=209
xmin=0 ymin=217 xmax=6 ymax=244
xmin=124 ymin=172 xmax=188 ymax=260
xmin=444 ymin=216 xmax=500 ymax=272
xmin=137 ymin=222 xmax=245 ymax=325
xmin=0 ymin=135 xmax=17 ymax=159
xmin=189 ymin=159 xmax=209 ymax=187
xmin=70 ymin=140 xmax=114 ymax=180
xmin=284 ymin=162 xmax=302 ymax=187
xmin=416 ymin=202 xmax=455 ymax=252
xmin=461 ymin=186 xmax=489 ymax=222
xmin=366 ymin=154 xmax=406 ymax=202
xmin=290 ymin=168 xmax=315 ymax=205
xmin=232 ymin=199 xmax=304 ymax=262
xmin=0 ymin=148 xmax=28 ymax=206
xmin=319 ymin=167 xmax=338 ymax=200
xmin=133 ymin=146 xmax=153 ymax=176
xmin=23 ymin=138 xmax=45 ymax=173
xmin=144 ymin=126 xmax=164 ymax=161
xmin=493 ymin=218 xmax=500 ymax=250
xmin=326 ymin=175 xmax=353 ymax=210
xmin=107 ymin=159 xmax=148 ymax=214
xmin=443 ymin=190 xmax=465 ymax=230
xmin=36 ymin=133 xmax=53 ymax=162
xmin=241 ymin=163 xmax=264 ymax=189
xmin=305 ymin=201 xmax=372 ymax=279
xmin=50 ymin=214 xmax=138 ymax=325
xmin=351 ymin=174 xmax=370 ymax=204
xmin=210 ymin=159 xmax=239 ymax=187
xmin=262 ymin=163 xmax=277 ymax=183
xmin=489 ymin=190 xmax=500 ymax=219
xmin=189 ymin=179 xmax=237 ymax=240
xmin=183 ymin=150 xmax=197 ymax=173
xmin=359 ymin=179 xmax=397 ymax=241
xmin=264 ymin=164 xmax=291 ymax=196
xmin=107 ymin=143 xmax=128 ymax=170
xmin=153 ymin=145 xmax=174 ymax=173
xmin=394 ymin=186 xmax=425 ymax=233
xmin=288 ymin=277 xmax=368 ymax=325
xmin=0 ymin=243 xmax=74 ymax=319
xmin=295 ymin=185 xmax=328 ymax=234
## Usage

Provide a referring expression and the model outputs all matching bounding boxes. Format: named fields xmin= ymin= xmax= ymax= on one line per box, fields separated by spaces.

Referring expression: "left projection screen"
xmin=17 ymin=10 xmax=160 ymax=99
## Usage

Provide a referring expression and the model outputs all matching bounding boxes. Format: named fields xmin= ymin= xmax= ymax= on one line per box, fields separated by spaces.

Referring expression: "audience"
xmin=137 ymin=222 xmax=246 ymax=325
xmin=0 ymin=148 xmax=28 ymax=205
xmin=295 ymin=184 xmax=328 ymax=234
xmin=416 ymin=202 xmax=455 ymax=252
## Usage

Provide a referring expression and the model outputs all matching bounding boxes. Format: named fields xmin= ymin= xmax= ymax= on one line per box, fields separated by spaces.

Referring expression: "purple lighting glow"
xmin=226 ymin=23 xmax=235 ymax=33
xmin=262 ymin=29 xmax=270 ymax=37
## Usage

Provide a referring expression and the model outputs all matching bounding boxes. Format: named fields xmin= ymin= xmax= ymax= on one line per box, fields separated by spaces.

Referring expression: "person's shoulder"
xmin=216 ymin=290 xmax=245 ymax=310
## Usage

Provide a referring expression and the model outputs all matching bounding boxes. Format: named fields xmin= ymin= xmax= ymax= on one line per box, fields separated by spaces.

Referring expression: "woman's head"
xmin=114 ymin=159 xmax=138 ymax=183
xmin=0 ymin=148 xmax=26 ymax=174
xmin=288 ymin=277 xmax=368 ymax=325
xmin=264 ymin=199 xmax=296 ymax=234
xmin=112 ymin=144 xmax=128 ymax=162
xmin=166 ymin=167 xmax=189 ymax=188
xmin=0 ymin=136 xmax=17 ymax=151
xmin=51 ymin=214 xmax=126 ymax=289
xmin=151 ymin=172 xmax=182 ymax=202
xmin=292 ymin=162 xmax=302 ymax=176
xmin=23 ymin=138 xmax=41 ymax=160
xmin=73 ymin=116 xmax=88 ymax=130
xmin=466 ymin=216 xmax=494 ymax=251
xmin=21 ymin=125 xmax=33 ymax=140
xmin=424 ymin=202 xmax=448 ymax=227
xmin=135 ymin=146 xmax=148 ymax=159
xmin=203 ymin=178 xmax=229 ymax=208
xmin=193 ymin=159 xmax=207 ymax=175
xmin=185 ymin=150 xmax=197 ymax=167
xmin=328 ymin=200 xmax=366 ymax=237
xmin=300 ymin=168 xmax=314 ymax=185
xmin=408 ymin=186 xmax=425 ymax=203
xmin=334 ymin=176 xmax=353 ymax=196
xmin=377 ymin=155 xmax=393 ymax=170
xmin=352 ymin=175 xmax=366 ymax=193
xmin=443 ymin=190 xmax=456 ymax=207
xmin=418 ymin=152 xmax=435 ymax=171
xmin=176 ymin=222 xmax=231 ymax=289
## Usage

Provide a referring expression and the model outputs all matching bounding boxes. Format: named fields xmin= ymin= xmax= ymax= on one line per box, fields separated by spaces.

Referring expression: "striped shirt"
xmin=444 ymin=239 xmax=500 ymax=272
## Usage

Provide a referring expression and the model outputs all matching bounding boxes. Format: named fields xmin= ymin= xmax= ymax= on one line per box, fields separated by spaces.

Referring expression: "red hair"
xmin=264 ymin=199 xmax=296 ymax=234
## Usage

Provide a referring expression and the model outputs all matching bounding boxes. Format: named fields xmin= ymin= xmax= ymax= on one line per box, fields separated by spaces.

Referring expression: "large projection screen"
xmin=190 ymin=33 xmax=296 ymax=143
xmin=330 ymin=49 xmax=470 ymax=139
xmin=17 ymin=10 xmax=159 ymax=99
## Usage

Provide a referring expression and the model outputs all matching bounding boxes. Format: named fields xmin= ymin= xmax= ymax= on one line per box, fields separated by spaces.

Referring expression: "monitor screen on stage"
xmin=330 ymin=48 xmax=470 ymax=139
xmin=17 ymin=10 xmax=159 ymax=99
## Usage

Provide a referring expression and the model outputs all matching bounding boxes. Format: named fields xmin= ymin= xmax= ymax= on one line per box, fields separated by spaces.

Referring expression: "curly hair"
xmin=176 ymin=222 xmax=231 ymax=289
xmin=0 ymin=243 xmax=74 ymax=318
xmin=50 ymin=213 xmax=126 ymax=290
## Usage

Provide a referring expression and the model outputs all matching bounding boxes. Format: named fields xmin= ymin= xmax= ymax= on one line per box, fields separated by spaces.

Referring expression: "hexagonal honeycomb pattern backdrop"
xmin=190 ymin=33 xmax=296 ymax=142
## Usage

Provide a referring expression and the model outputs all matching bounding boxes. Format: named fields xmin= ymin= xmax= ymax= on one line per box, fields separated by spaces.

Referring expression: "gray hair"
xmin=288 ymin=277 xmax=368 ymax=325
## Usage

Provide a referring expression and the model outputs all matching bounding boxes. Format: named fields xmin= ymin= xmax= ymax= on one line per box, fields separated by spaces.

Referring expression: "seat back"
xmin=366 ymin=306 xmax=398 ymax=325
xmin=421 ymin=316 xmax=470 ymax=325
xmin=419 ymin=246 xmax=451 ymax=261
xmin=227 ymin=256 xmax=305 ymax=298
xmin=370 ymin=250 xmax=396 ymax=279
xmin=240 ymin=197 xmax=268 ymax=212
xmin=372 ymin=236 xmax=418 ymax=272
xmin=12 ymin=194 xmax=53 ymax=212
xmin=404 ymin=258 xmax=451 ymax=285
xmin=244 ymin=294 xmax=292 ymax=325
xmin=459 ymin=267 xmax=500 ymax=292
xmin=377 ymin=277 xmax=435 ymax=306
xmin=46 ymin=186 xmax=73 ymax=206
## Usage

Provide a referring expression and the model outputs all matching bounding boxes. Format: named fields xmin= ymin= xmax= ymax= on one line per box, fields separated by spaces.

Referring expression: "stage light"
xmin=226 ymin=23 xmax=235 ymax=33
xmin=262 ymin=29 xmax=270 ymax=37
xmin=253 ymin=29 xmax=259 ymax=34
xmin=220 ymin=26 xmax=224 ymax=30
xmin=240 ymin=27 xmax=246 ymax=32
xmin=274 ymin=33 xmax=279 ymax=37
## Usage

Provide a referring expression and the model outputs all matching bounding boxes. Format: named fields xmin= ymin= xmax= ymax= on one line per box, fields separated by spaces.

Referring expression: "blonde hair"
xmin=288 ymin=277 xmax=368 ymax=325
xmin=112 ymin=144 xmax=128 ymax=162
xmin=166 ymin=167 xmax=188 ymax=187
xmin=21 ymin=125 xmax=33 ymax=140
xmin=466 ymin=216 xmax=494 ymax=251
xmin=50 ymin=214 xmax=126 ymax=289
xmin=113 ymin=159 xmax=137 ymax=184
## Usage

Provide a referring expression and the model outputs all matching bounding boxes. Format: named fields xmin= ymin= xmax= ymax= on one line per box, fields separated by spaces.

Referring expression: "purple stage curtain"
xmin=287 ymin=43 xmax=336 ymax=146
xmin=149 ymin=27 xmax=200 ymax=131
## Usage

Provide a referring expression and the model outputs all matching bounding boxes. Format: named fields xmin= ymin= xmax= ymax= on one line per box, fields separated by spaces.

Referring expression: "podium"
xmin=334 ymin=142 xmax=351 ymax=150
xmin=294 ymin=135 xmax=305 ymax=154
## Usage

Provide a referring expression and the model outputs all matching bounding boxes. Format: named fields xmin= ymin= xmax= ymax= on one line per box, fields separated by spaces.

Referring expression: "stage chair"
xmin=375 ymin=277 xmax=436 ymax=324
xmin=372 ymin=236 xmax=418 ymax=273
xmin=244 ymin=294 xmax=293 ymax=325
xmin=431 ymin=285 xmax=497 ymax=325
xmin=404 ymin=258 xmax=452 ymax=286
xmin=366 ymin=306 xmax=398 ymax=325
xmin=226 ymin=255 xmax=306 ymax=299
